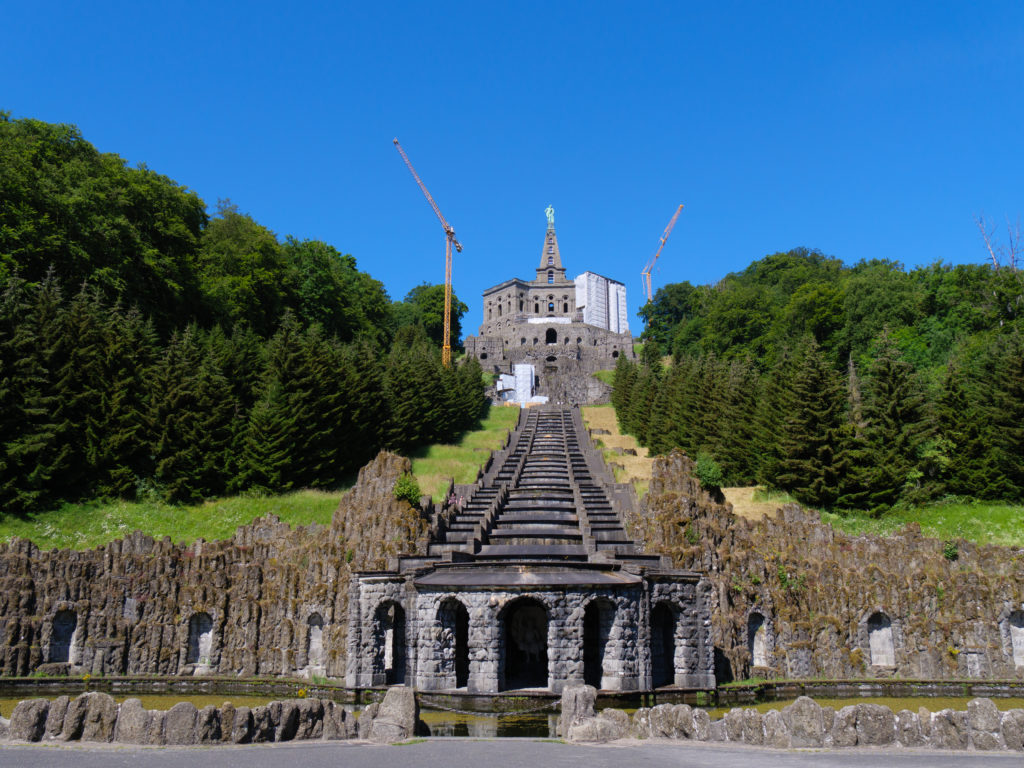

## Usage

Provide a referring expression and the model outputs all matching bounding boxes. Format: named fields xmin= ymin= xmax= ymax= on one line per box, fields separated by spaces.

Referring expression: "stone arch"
xmin=747 ymin=612 xmax=769 ymax=667
xmin=867 ymin=611 xmax=895 ymax=666
xmin=437 ymin=597 xmax=471 ymax=689
xmin=650 ymin=601 xmax=679 ymax=687
xmin=1009 ymin=610 xmax=1024 ymax=667
xmin=583 ymin=597 xmax=616 ymax=689
xmin=534 ymin=302 xmax=539 ymax=313
xmin=563 ymin=302 xmax=568 ymax=313
xmin=480 ymin=352 xmax=488 ymax=360
xmin=499 ymin=597 xmax=549 ymax=690
xmin=612 ymin=350 xmax=619 ymax=358
xmin=306 ymin=612 xmax=325 ymax=669
xmin=49 ymin=610 xmax=77 ymax=664
xmin=373 ymin=600 xmax=407 ymax=685
xmin=187 ymin=612 xmax=213 ymax=666
xmin=545 ymin=328 xmax=557 ymax=344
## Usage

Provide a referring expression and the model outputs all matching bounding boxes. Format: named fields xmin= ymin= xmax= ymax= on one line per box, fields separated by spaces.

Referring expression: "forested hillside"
xmin=618 ymin=248 xmax=1024 ymax=512
xmin=0 ymin=114 xmax=484 ymax=513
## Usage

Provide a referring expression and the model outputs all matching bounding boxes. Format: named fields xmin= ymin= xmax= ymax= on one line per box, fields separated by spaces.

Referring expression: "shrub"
xmin=695 ymin=451 xmax=724 ymax=491
xmin=393 ymin=474 xmax=422 ymax=506
xmin=942 ymin=540 xmax=959 ymax=561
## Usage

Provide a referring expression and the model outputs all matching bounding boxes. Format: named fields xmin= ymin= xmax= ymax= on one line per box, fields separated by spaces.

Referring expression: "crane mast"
xmin=393 ymin=138 xmax=463 ymax=367
xmin=641 ymin=204 xmax=684 ymax=302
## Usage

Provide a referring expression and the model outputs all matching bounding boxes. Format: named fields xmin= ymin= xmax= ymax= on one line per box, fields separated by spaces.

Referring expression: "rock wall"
xmin=0 ymin=452 xmax=428 ymax=679
xmin=626 ymin=451 xmax=1024 ymax=682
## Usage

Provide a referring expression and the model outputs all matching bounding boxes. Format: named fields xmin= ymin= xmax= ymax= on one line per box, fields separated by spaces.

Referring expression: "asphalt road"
xmin=1 ymin=739 xmax=1021 ymax=768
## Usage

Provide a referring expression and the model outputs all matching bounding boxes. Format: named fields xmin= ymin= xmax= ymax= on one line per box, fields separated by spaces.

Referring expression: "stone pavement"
xmin=1 ymin=739 xmax=1021 ymax=768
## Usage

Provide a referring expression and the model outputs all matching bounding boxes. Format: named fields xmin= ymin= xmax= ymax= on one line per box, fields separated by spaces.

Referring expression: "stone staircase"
xmin=424 ymin=406 xmax=664 ymax=568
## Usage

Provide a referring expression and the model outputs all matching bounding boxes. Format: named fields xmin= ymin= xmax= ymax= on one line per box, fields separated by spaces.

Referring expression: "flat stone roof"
xmin=413 ymin=564 xmax=644 ymax=588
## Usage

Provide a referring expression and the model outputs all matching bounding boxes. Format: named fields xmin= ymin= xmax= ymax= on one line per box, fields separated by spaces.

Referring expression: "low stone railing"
xmin=0 ymin=686 xmax=425 ymax=746
xmin=560 ymin=684 xmax=1024 ymax=751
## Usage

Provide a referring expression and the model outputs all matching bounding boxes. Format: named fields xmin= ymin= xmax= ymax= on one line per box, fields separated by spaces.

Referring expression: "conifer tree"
xmin=774 ymin=337 xmax=844 ymax=507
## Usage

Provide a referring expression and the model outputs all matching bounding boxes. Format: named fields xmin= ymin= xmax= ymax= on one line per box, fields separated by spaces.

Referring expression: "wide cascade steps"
xmin=428 ymin=406 xmax=660 ymax=566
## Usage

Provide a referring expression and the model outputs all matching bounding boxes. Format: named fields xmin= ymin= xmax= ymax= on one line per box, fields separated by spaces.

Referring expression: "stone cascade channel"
xmin=424 ymin=406 xmax=662 ymax=567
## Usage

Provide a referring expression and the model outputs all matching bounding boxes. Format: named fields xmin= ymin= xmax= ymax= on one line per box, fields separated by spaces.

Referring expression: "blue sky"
xmin=4 ymin=2 xmax=1023 ymax=336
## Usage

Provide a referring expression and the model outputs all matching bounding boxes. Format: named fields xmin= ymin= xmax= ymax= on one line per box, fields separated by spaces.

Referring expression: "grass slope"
xmin=411 ymin=406 xmax=520 ymax=501
xmin=0 ymin=490 xmax=343 ymax=551
xmin=0 ymin=405 xmax=522 ymax=550
xmin=820 ymin=501 xmax=1024 ymax=548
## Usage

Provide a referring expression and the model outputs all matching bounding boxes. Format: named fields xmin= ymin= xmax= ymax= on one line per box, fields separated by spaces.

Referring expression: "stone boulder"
xmin=967 ymin=697 xmax=1004 ymax=750
xmin=80 ymin=692 xmax=118 ymax=742
xmin=895 ymin=709 xmax=924 ymax=747
xmin=855 ymin=703 xmax=895 ymax=746
xmin=722 ymin=708 xmax=744 ymax=741
xmin=274 ymin=700 xmax=299 ymax=741
xmin=294 ymin=698 xmax=324 ymax=740
xmin=197 ymin=704 xmax=221 ymax=743
xmin=230 ymin=706 xmax=254 ymax=743
xmin=630 ymin=707 xmax=652 ymax=739
xmin=219 ymin=703 xmax=236 ymax=742
xmin=568 ymin=713 xmax=626 ymax=743
xmin=781 ymin=696 xmax=825 ymax=747
xmin=648 ymin=703 xmax=678 ymax=738
xmin=357 ymin=701 xmax=379 ymax=740
xmin=831 ymin=705 xmax=858 ymax=747
xmin=1001 ymin=708 xmax=1024 ymax=751
xmin=163 ymin=702 xmax=198 ymax=745
xmin=558 ymin=684 xmax=597 ymax=737
xmin=0 ymin=715 xmax=9 ymax=740
xmin=60 ymin=694 xmax=88 ymax=740
xmin=367 ymin=686 xmax=418 ymax=743
xmin=45 ymin=695 xmax=69 ymax=739
xmin=323 ymin=700 xmax=356 ymax=740
xmin=762 ymin=709 xmax=789 ymax=748
xmin=9 ymin=699 xmax=49 ymax=742
xmin=740 ymin=708 xmax=764 ymax=745
xmin=114 ymin=698 xmax=152 ymax=744
xmin=691 ymin=708 xmax=711 ymax=740
xmin=928 ymin=709 xmax=967 ymax=750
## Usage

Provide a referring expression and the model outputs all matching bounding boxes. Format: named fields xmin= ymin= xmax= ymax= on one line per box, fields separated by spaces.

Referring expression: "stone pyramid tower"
xmin=536 ymin=207 xmax=568 ymax=284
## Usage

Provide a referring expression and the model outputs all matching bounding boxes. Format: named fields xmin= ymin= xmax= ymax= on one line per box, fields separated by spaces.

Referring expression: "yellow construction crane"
xmin=641 ymin=204 xmax=684 ymax=303
xmin=393 ymin=138 xmax=463 ymax=367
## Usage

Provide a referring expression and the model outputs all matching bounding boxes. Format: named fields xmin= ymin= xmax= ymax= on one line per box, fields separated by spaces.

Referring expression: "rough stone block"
xmin=80 ymin=692 xmax=117 ymax=742
xmin=357 ymin=701 xmax=379 ymax=740
xmin=706 ymin=718 xmax=728 ymax=742
xmin=10 ymin=699 xmax=49 ymax=742
xmin=967 ymin=697 xmax=1003 ymax=750
xmin=367 ymin=686 xmax=418 ymax=743
xmin=781 ymin=696 xmax=825 ymax=748
xmin=294 ymin=699 xmax=323 ymax=740
xmin=740 ymin=708 xmax=764 ymax=745
xmin=45 ymin=695 xmax=69 ymax=739
xmin=918 ymin=707 xmax=932 ymax=740
xmin=219 ymin=703 xmax=236 ymax=742
xmin=0 ymin=715 xmax=9 ymax=740
xmin=895 ymin=709 xmax=923 ymax=747
xmin=928 ymin=709 xmax=967 ymax=750
xmin=831 ymin=705 xmax=858 ymax=747
xmin=630 ymin=707 xmax=651 ymax=739
xmin=114 ymin=698 xmax=152 ymax=744
xmin=723 ymin=708 xmax=744 ymax=741
xmin=568 ymin=716 xmax=625 ymax=742
xmin=230 ymin=706 xmax=253 ymax=744
xmin=197 ymin=704 xmax=221 ymax=743
xmin=855 ymin=703 xmax=895 ymax=746
xmin=599 ymin=708 xmax=630 ymax=734
xmin=672 ymin=704 xmax=694 ymax=738
xmin=275 ymin=700 xmax=298 ymax=741
xmin=691 ymin=708 xmax=711 ymax=741
xmin=251 ymin=705 xmax=274 ymax=742
xmin=60 ymin=694 xmax=88 ymax=740
xmin=323 ymin=701 xmax=356 ymax=740
xmin=163 ymin=702 xmax=198 ymax=745
xmin=1001 ymin=709 xmax=1024 ymax=751
xmin=558 ymin=684 xmax=596 ymax=737
xmin=147 ymin=710 xmax=166 ymax=745
xmin=648 ymin=704 xmax=677 ymax=738
xmin=762 ymin=709 xmax=789 ymax=748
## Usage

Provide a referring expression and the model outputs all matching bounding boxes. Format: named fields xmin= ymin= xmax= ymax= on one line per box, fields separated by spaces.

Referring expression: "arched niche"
xmin=437 ymin=598 xmax=470 ymax=689
xmin=1009 ymin=610 xmax=1024 ymax=667
xmin=307 ymin=612 xmax=325 ymax=669
xmin=500 ymin=598 xmax=548 ymax=690
xmin=50 ymin=610 xmax=77 ymax=664
xmin=583 ymin=598 xmax=616 ymax=689
xmin=545 ymin=328 xmax=557 ymax=344
xmin=650 ymin=602 xmax=679 ymax=687
xmin=867 ymin=611 xmax=895 ymax=666
xmin=748 ymin=612 xmax=769 ymax=667
xmin=187 ymin=612 xmax=213 ymax=665
xmin=373 ymin=601 xmax=406 ymax=685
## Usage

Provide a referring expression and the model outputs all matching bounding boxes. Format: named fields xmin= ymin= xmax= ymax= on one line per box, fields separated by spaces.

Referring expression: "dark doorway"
xmin=374 ymin=601 xmax=406 ymax=685
xmin=501 ymin=599 xmax=548 ymax=689
xmin=50 ymin=610 xmax=77 ymax=663
xmin=583 ymin=599 xmax=615 ymax=688
xmin=438 ymin=598 xmax=471 ymax=688
xmin=545 ymin=328 xmax=557 ymax=344
xmin=650 ymin=602 xmax=677 ymax=687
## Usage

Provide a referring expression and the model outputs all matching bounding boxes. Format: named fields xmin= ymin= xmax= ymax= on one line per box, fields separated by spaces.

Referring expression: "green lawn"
xmin=0 ymin=490 xmax=343 ymax=551
xmin=820 ymin=501 xmax=1024 ymax=548
xmin=412 ymin=406 xmax=521 ymax=500
xmin=592 ymin=369 xmax=615 ymax=385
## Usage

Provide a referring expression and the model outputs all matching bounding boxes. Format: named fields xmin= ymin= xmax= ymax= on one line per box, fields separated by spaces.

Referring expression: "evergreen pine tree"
xmin=774 ymin=337 xmax=844 ymax=507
